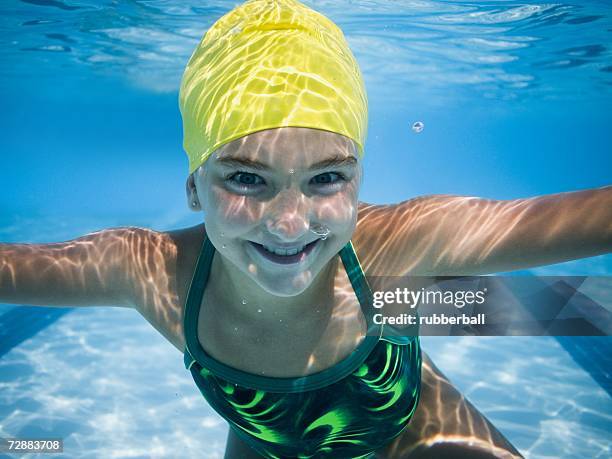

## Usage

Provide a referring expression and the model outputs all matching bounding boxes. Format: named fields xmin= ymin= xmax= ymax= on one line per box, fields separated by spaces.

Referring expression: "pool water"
xmin=1 ymin=296 xmax=610 ymax=458
xmin=1 ymin=0 xmax=611 ymax=458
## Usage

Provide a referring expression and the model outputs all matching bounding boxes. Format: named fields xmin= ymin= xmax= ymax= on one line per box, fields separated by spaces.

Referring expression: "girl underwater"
xmin=1 ymin=0 xmax=611 ymax=458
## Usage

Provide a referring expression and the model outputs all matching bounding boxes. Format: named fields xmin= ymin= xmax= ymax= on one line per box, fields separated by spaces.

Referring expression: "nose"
xmin=265 ymin=189 xmax=311 ymax=242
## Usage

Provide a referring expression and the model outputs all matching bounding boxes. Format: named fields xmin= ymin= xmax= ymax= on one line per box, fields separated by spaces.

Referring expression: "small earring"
xmin=192 ymin=201 xmax=198 ymax=207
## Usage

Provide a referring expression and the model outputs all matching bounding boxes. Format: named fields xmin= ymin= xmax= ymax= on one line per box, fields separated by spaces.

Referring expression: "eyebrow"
xmin=217 ymin=154 xmax=358 ymax=171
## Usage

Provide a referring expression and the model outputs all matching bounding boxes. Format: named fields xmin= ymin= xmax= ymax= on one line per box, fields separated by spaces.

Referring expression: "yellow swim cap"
xmin=179 ymin=0 xmax=368 ymax=174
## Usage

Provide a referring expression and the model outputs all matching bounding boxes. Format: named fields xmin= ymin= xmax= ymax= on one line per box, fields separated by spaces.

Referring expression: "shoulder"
xmin=122 ymin=224 xmax=206 ymax=266
xmin=355 ymin=195 xmax=460 ymax=223
xmin=122 ymin=224 xmax=206 ymax=352
xmin=157 ymin=223 xmax=207 ymax=304
xmin=352 ymin=196 xmax=459 ymax=276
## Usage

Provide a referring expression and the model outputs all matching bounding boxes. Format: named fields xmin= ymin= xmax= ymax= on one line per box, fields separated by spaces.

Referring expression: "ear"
xmin=186 ymin=173 xmax=201 ymax=211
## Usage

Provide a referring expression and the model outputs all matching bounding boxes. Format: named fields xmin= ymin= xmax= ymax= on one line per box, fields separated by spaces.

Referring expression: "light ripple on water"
xmin=0 ymin=307 xmax=226 ymax=459
xmin=2 ymin=0 xmax=610 ymax=101
xmin=422 ymin=336 xmax=612 ymax=459
xmin=0 ymin=307 xmax=610 ymax=458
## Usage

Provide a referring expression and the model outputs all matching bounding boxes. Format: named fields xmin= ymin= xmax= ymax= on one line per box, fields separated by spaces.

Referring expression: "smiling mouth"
xmin=249 ymin=239 xmax=321 ymax=265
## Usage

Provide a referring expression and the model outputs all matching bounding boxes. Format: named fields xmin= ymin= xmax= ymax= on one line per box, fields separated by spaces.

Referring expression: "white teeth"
xmin=262 ymin=245 xmax=305 ymax=256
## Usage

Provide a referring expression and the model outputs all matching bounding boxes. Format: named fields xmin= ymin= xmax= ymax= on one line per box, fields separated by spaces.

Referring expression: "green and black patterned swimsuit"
xmin=184 ymin=234 xmax=421 ymax=458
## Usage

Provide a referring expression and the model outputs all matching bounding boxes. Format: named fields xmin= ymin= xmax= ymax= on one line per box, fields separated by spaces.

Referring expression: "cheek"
xmin=314 ymin=190 xmax=359 ymax=231
xmin=207 ymin=186 xmax=266 ymax=229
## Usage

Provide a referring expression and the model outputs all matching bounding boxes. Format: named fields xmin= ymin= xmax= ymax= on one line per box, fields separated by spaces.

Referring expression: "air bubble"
xmin=310 ymin=224 xmax=331 ymax=241
xmin=242 ymin=299 xmax=247 ymax=305
xmin=222 ymin=244 xmax=226 ymax=249
xmin=412 ymin=121 xmax=424 ymax=133
xmin=257 ymin=308 xmax=262 ymax=313
xmin=288 ymin=168 xmax=295 ymax=174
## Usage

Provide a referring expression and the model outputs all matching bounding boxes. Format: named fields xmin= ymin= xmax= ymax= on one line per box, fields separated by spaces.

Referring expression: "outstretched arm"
xmin=355 ymin=185 xmax=612 ymax=276
xmin=1 ymin=225 xmax=196 ymax=352
xmin=0 ymin=227 xmax=151 ymax=307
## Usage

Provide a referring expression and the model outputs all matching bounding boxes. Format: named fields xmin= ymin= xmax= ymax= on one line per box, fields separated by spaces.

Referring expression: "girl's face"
xmin=189 ymin=127 xmax=362 ymax=297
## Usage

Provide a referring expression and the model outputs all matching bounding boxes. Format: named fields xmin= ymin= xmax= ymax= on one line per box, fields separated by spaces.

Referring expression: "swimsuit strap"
xmin=337 ymin=240 xmax=378 ymax=330
xmin=183 ymin=233 xmax=383 ymax=392
xmin=183 ymin=233 xmax=216 ymax=366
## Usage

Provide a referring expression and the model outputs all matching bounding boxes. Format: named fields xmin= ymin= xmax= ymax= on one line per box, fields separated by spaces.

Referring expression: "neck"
xmin=207 ymin=250 xmax=340 ymax=325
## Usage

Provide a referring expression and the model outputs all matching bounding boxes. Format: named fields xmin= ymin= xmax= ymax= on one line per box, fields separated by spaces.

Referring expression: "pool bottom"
xmin=0 ymin=307 xmax=610 ymax=458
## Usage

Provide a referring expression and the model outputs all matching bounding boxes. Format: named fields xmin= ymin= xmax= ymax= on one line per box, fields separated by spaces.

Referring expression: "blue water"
xmin=1 ymin=0 xmax=611 ymax=458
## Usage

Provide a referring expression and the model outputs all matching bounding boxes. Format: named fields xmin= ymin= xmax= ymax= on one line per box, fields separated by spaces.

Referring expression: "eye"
xmin=226 ymin=172 xmax=266 ymax=191
xmin=310 ymin=172 xmax=346 ymax=186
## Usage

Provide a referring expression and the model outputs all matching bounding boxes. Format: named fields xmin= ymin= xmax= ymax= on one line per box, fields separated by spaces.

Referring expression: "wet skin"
xmin=1 ymin=127 xmax=611 ymax=457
